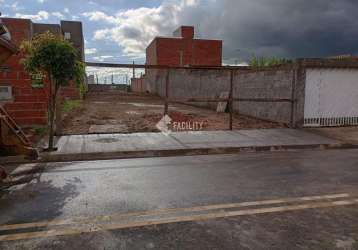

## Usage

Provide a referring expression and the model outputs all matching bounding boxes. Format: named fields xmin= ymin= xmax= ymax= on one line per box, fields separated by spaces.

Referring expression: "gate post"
xmin=229 ymin=69 xmax=234 ymax=130
xmin=290 ymin=64 xmax=298 ymax=128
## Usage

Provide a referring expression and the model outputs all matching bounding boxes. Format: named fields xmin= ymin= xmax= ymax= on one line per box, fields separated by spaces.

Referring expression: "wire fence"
xmin=86 ymin=66 xmax=145 ymax=85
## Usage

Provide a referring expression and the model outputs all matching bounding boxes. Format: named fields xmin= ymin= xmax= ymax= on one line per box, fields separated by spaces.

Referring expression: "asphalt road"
xmin=1 ymin=149 xmax=358 ymax=249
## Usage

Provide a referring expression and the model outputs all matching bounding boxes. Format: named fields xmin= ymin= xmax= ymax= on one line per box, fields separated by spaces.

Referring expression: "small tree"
xmin=21 ymin=32 xmax=85 ymax=151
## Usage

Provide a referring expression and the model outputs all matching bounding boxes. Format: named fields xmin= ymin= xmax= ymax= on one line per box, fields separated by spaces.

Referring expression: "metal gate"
xmin=304 ymin=68 xmax=358 ymax=127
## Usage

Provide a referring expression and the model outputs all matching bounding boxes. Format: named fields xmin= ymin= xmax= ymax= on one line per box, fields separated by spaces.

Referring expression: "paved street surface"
xmin=1 ymin=149 xmax=358 ymax=249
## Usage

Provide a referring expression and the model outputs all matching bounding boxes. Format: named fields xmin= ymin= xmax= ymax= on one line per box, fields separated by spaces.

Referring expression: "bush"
xmin=62 ymin=100 xmax=82 ymax=113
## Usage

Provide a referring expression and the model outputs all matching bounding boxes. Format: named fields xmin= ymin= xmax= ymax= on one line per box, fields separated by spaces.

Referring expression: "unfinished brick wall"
xmin=0 ymin=18 xmax=81 ymax=126
xmin=147 ymin=38 xmax=222 ymax=67
xmin=146 ymin=26 xmax=222 ymax=67
xmin=0 ymin=18 xmax=49 ymax=125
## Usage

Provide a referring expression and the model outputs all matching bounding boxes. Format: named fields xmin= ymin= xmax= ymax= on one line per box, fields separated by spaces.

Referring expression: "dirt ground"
xmin=62 ymin=92 xmax=286 ymax=135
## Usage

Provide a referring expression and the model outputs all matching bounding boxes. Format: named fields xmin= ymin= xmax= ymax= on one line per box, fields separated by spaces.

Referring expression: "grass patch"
xmin=62 ymin=100 xmax=82 ymax=113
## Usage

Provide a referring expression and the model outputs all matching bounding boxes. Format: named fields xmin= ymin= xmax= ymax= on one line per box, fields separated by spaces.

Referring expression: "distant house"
xmin=131 ymin=26 xmax=223 ymax=93
xmin=146 ymin=26 xmax=222 ymax=67
xmin=0 ymin=17 xmax=85 ymax=126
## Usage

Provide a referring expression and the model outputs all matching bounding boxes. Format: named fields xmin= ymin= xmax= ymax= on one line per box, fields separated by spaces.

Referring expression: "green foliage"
xmin=20 ymin=31 xmax=84 ymax=89
xmin=74 ymin=61 xmax=86 ymax=89
xmin=20 ymin=31 xmax=85 ymax=150
xmin=249 ymin=56 xmax=292 ymax=68
xmin=34 ymin=126 xmax=48 ymax=136
xmin=79 ymin=82 xmax=87 ymax=99
xmin=62 ymin=100 xmax=82 ymax=113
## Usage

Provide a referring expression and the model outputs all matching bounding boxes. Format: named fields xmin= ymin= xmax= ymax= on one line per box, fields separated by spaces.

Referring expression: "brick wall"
xmin=0 ymin=18 xmax=49 ymax=125
xmin=0 ymin=18 xmax=81 ymax=126
xmin=146 ymin=26 xmax=222 ymax=67
xmin=173 ymin=26 xmax=194 ymax=39
xmin=192 ymin=39 xmax=222 ymax=66
xmin=148 ymin=38 xmax=222 ymax=67
xmin=145 ymin=39 xmax=157 ymax=65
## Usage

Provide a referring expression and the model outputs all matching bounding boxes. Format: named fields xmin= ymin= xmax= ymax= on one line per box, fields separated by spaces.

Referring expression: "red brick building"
xmin=131 ymin=26 xmax=222 ymax=92
xmin=0 ymin=18 xmax=84 ymax=126
xmin=146 ymin=26 xmax=222 ymax=67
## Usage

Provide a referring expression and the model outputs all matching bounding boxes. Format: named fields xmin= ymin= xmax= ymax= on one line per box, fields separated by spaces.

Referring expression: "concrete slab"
xmin=88 ymin=124 xmax=129 ymax=134
xmin=306 ymin=127 xmax=358 ymax=145
xmin=36 ymin=129 xmax=343 ymax=163
xmin=169 ymin=129 xmax=338 ymax=148
xmin=53 ymin=133 xmax=185 ymax=155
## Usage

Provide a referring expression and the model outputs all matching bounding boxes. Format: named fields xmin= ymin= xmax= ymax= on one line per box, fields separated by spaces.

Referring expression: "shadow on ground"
xmin=0 ymin=173 xmax=80 ymax=224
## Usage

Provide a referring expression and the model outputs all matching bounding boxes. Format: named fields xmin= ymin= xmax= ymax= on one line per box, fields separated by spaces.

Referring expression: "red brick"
xmin=146 ymin=26 xmax=222 ymax=67
xmin=4 ymin=102 xmax=47 ymax=111
xmin=14 ymin=117 xmax=47 ymax=126
xmin=8 ymin=110 xmax=47 ymax=118
xmin=0 ymin=18 xmax=81 ymax=125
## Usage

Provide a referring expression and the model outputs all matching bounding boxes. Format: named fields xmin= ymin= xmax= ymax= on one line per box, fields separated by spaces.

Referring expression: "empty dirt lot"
xmin=62 ymin=91 xmax=285 ymax=135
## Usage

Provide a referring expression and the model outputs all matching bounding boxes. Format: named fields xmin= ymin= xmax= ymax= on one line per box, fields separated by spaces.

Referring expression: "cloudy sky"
xmin=1 ymin=0 xmax=358 ymax=65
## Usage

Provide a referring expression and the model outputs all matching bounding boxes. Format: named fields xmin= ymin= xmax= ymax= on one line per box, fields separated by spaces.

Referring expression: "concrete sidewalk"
xmin=306 ymin=127 xmax=358 ymax=145
xmin=38 ymin=129 xmax=343 ymax=162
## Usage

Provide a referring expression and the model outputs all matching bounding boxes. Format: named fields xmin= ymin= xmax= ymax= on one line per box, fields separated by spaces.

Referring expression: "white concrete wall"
xmin=304 ymin=68 xmax=358 ymax=126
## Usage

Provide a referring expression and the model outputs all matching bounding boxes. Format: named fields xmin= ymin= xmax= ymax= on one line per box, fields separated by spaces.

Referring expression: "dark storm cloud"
xmin=178 ymin=0 xmax=358 ymax=61
xmin=72 ymin=0 xmax=358 ymax=61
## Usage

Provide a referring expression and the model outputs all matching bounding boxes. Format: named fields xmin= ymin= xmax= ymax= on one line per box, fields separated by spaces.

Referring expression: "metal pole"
xmin=164 ymin=69 xmax=170 ymax=115
xmin=229 ymin=70 xmax=234 ymax=130
xmin=132 ymin=61 xmax=135 ymax=79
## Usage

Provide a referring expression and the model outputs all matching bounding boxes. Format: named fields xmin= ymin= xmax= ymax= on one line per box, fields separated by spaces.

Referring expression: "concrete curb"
xmin=1 ymin=143 xmax=357 ymax=166
xmin=23 ymin=143 xmax=358 ymax=162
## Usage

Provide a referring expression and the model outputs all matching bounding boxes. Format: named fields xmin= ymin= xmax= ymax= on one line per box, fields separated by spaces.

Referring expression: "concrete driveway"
xmin=1 ymin=149 xmax=358 ymax=249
